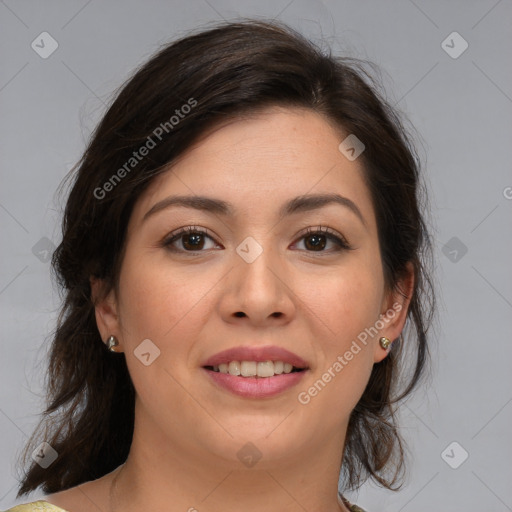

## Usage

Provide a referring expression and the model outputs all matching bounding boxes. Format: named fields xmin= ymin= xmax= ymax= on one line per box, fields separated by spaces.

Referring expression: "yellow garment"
xmin=4 ymin=497 xmax=366 ymax=512
xmin=3 ymin=500 xmax=69 ymax=512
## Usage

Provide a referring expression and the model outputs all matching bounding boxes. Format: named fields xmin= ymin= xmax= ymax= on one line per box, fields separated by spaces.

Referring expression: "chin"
xmin=199 ymin=417 xmax=310 ymax=465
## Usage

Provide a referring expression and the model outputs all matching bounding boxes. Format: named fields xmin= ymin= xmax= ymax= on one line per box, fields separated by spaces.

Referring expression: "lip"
xmin=201 ymin=345 xmax=309 ymax=369
xmin=201 ymin=345 xmax=309 ymax=399
xmin=204 ymin=369 xmax=308 ymax=398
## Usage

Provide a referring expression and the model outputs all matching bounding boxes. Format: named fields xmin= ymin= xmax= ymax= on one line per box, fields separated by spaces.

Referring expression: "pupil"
xmin=181 ymin=233 xmax=327 ymax=251
xmin=184 ymin=233 xmax=204 ymax=250
xmin=306 ymin=234 xmax=326 ymax=251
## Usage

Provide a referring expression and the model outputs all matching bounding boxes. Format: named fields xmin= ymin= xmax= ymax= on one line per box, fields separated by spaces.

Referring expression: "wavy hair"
xmin=16 ymin=19 xmax=434 ymax=496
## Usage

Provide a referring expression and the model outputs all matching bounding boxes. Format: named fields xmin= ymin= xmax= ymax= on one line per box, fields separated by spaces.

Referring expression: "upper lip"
xmin=202 ymin=345 xmax=309 ymax=369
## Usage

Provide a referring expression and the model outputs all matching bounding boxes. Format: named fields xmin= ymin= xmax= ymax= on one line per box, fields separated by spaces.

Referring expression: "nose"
xmin=219 ymin=239 xmax=296 ymax=327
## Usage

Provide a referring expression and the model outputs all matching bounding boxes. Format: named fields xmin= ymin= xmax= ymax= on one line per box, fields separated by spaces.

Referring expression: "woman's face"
xmin=95 ymin=106 xmax=410 ymax=468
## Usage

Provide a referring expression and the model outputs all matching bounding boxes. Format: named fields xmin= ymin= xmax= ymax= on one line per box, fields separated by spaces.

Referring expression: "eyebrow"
xmin=143 ymin=193 xmax=366 ymax=226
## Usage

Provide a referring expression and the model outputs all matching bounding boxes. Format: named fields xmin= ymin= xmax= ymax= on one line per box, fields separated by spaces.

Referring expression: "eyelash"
xmin=161 ymin=225 xmax=352 ymax=255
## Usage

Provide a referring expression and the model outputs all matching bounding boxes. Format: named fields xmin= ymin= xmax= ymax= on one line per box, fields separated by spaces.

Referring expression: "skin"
xmin=45 ymin=107 xmax=413 ymax=512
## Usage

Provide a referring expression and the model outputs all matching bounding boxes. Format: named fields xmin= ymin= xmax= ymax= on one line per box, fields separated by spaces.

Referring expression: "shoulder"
xmin=4 ymin=481 xmax=102 ymax=512
xmin=3 ymin=500 xmax=70 ymax=512
xmin=348 ymin=504 xmax=368 ymax=512
xmin=340 ymin=494 xmax=368 ymax=512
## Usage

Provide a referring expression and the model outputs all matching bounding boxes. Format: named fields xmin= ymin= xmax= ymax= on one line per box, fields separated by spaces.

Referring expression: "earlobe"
xmin=90 ymin=276 xmax=121 ymax=349
xmin=379 ymin=336 xmax=392 ymax=350
xmin=373 ymin=263 xmax=415 ymax=363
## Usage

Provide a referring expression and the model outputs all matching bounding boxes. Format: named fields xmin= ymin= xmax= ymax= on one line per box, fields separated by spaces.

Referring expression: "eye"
xmin=162 ymin=225 xmax=352 ymax=254
xmin=292 ymin=226 xmax=352 ymax=253
xmin=162 ymin=226 xmax=220 ymax=252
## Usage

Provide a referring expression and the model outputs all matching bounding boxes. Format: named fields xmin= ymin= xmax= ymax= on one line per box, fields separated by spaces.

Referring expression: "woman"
xmin=7 ymin=19 xmax=434 ymax=512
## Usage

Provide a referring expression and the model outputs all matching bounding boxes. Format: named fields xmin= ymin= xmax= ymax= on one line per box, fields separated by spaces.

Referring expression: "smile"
xmin=201 ymin=345 xmax=309 ymax=398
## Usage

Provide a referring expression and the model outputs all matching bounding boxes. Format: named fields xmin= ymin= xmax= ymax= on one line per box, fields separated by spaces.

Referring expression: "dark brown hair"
xmin=16 ymin=19 xmax=434 ymax=496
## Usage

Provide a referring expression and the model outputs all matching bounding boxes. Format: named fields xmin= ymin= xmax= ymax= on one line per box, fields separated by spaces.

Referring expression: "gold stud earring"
xmin=106 ymin=335 xmax=119 ymax=352
xmin=379 ymin=337 xmax=392 ymax=350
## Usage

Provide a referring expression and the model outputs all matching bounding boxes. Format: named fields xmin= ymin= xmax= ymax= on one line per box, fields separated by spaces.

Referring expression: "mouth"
xmin=201 ymin=346 xmax=309 ymax=398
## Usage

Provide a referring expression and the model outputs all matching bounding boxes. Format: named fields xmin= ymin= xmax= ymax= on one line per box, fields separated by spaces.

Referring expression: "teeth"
xmin=241 ymin=361 xmax=257 ymax=377
xmin=274 ymin=361 xmax=284 ymax=374
xmin=210 ymin=360 xmax=301 ymax=377
xmin=228 ymin=361 xmax=241 ymax=376
xmin=257 ymin=361 xmax=274 ymax=377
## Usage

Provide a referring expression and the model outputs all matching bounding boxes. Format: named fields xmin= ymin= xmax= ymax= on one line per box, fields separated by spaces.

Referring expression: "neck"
xmin=109 ymin=406 xmax=351 ymax=512
xmin=111 ymin=462 xmax=350 ymax=512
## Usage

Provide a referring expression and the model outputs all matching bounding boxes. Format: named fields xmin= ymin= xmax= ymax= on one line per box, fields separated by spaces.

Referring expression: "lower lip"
xmin=203 ymin=368 xmax=307 ymax=398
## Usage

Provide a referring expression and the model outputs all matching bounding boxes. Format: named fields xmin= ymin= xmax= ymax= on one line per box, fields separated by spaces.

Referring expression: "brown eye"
xmin=162 ymin=225 xmax=351 ymax=255
xmin=294 ymin=226 xmax=351 ymax=253
xmin=163 ymin=226 xmax=219 ymax=252
xmin=303 ymin=232 xmax=327 ymax=251
xmin=181 ymin=232 xmax=206 ymax=250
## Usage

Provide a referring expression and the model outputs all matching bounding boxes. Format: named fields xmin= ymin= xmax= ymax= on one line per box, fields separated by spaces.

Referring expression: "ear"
xmin=90 ymin=276 xmax=123 ymax=352
xmin=373 ymin=262 xmax=415 ymax=363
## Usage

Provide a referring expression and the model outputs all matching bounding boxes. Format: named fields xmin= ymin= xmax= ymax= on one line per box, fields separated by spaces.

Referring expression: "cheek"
xmin=115 ymin=255 xmax=213 ymax=413
xmin=117 ymin=249 xmax=218 ymax=338
xmin=295 ymin=261 xmax=383 ymax=411
xmin=335 ymin=276 xmax=382 ymax=340
xmin=304 ymin=261 xmax=384 ymax=348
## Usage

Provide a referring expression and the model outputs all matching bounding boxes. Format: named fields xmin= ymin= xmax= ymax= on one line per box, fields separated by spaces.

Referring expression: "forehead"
xmin=131 ymin=107 xmax=376 ymax=229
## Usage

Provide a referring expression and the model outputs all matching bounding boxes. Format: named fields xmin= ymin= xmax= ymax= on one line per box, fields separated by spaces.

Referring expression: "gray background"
xmin=1 ymin=1 xmax=511 ymax=511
